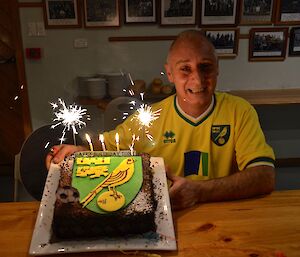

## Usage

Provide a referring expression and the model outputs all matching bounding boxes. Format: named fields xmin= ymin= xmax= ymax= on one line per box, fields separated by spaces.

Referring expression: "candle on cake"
xmin=85 ymin=133 xmax=94 ymax=151
xmin=99 ymin=134 xmax=106 ymax=151
xmin=115 ymin=133 xmax=120 ymax=152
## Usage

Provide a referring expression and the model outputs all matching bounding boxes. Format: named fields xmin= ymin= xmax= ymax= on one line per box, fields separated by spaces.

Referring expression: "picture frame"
xmin=289 ymin=27 xmax=300 ymax=56
xmin=275 ymin=0 xmax=300 ymax=25
xmin=239 ymin=0 xmax=275 ymax=25
xmin=124 ymin=0 xmax=157 ymax=24
xmin=203 ymin=28 xmax=239 ymax=58
xmin=160 ymin=0 xmax=197 ymax=25
xmin=83 ymin=0 xmax=120 ymax=28
xmin=249 ymin=28 xmax=288 ymax=61
xmin=200 ymin=0 xmax=239 ymax=27
xmin=43 ymin=0 xmax=81 ymax=28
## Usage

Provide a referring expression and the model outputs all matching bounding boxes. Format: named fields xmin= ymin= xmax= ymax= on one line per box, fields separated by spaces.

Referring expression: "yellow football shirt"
xmin=103 ymin=92 xmax=275 ymax=180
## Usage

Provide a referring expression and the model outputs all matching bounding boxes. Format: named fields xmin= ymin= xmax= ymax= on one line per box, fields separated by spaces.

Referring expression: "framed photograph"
xmin=200 ymin=0 xmax=239 ymax=27
xmin=124 ymin=0 xmax=157 ymax=23
xmin=43 ymin=0 xmax=81 ymax=28
xmin=239 ymin=0 xmax=275 ymax=25
xmin=289 ymin=27 xmax=300 ymax=56
xmin=160 ymin=0 xmax=197 ymax=25
xmin=83 ymin=0 xmax=120 ymax=28
xmin=275 ymin=0 xmax=300 ymax=25
xmin=249 ymin=28 xmax=288 ymax=61
xmin=203 ymin=28 xmax=239 ymax=58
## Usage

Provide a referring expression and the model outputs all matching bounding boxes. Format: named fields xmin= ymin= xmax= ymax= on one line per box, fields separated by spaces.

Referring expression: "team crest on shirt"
xmin=163 ymin=130 xmax=176 ymax=143
xmin=211 ymin=125 xmax=230 ymax=146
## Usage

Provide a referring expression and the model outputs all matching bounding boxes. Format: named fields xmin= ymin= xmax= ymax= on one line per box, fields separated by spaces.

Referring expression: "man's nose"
xmin=191 ymin=70 xmax=203 ymax=83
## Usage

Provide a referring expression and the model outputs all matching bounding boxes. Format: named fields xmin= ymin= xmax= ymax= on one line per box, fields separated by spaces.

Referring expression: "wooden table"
xmin=1 ymin=190 xmax=299 ymax=257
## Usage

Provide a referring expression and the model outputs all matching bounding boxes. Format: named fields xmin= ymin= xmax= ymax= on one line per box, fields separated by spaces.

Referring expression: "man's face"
xmin=165 ymin=38 xmax=218 ymax=114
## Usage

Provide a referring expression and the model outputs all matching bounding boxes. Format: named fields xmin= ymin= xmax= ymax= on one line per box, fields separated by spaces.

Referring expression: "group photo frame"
xmin=289 ymin=27 xmax=300 ymax=56
xmin=83 ymin=0 xmax=120 ymax=28
xmin=160 ymin=0 xmax=197 ymax=25
xmin=203 ymin=28 xmax=239 ymax=58
xmin=249 ymin=27 xmax=289 ymax=61
xmin=124 ymin=0 xmax=157 ymax=24
xmin=43 ymin=0 xmax=81 ymax=28
xmin=239 ymin=0 xmax=275 ymax=25
xmin=275 ymin=0 xmax=300 ymax=25
xmin=200 ymin=0 xmax=239 ymax=27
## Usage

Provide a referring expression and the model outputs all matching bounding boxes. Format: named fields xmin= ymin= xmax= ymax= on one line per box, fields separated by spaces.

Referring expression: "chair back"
xmin=104 ymin=96 xmax=142 ymax=131
xmin=18 ymin=124 xmax=82 ymax=200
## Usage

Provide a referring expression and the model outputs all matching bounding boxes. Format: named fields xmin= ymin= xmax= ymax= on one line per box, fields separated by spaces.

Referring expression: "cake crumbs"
xmin=120 ymin=250 xmax=161 ymax=257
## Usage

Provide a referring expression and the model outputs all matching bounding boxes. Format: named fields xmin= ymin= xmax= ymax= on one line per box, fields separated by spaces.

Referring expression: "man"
xmin=47 ymin=30 xmax=275 ymax=210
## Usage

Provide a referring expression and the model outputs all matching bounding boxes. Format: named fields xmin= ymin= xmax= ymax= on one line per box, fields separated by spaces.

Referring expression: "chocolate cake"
xmin=52 ymin=151 xmax=157 ymax=239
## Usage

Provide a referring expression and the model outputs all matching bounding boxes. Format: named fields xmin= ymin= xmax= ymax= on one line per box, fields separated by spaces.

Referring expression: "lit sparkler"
xmin=131 ymin=104 xmax=161 ymax=141
xmin=50 ymin=98 xmax=88 ymax=145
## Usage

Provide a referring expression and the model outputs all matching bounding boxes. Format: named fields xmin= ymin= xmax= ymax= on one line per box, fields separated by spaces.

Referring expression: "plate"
xmin=29 ymin=157 xmax=177 ymax=255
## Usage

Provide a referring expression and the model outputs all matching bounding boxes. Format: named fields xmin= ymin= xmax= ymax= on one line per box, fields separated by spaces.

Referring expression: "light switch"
xmin=36 ymin=22 xmax=46 ymax=36
xmin=28 ymin=22 xmax=37 ymax=36
xmin=74 ymin=38 xmax=88 ymax=48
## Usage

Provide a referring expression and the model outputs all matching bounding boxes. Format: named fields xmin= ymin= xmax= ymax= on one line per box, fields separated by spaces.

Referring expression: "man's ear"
xmin=164 ymin=63 xmax=174 ymax=83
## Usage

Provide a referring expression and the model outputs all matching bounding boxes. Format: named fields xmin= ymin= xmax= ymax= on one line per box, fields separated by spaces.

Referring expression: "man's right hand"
xmin=45 ymin=144 xmax=87 ymax=170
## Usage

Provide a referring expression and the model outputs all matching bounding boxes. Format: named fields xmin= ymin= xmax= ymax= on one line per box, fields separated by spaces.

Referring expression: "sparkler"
xmin=131 ymin=104 xmax=161 ymax=141
xmin=129 ymin=134 xmax=139 ymax=155
xmin=50 ymin=98 xmax=88 ymax=145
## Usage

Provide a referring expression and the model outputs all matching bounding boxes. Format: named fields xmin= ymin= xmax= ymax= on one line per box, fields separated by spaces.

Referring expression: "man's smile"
xmin=186 ymin=87 xmax=206 ymax=94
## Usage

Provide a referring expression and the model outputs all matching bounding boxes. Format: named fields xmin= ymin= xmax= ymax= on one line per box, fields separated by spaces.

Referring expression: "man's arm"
xmin=168 ymin=165 xmax=275 ymax=210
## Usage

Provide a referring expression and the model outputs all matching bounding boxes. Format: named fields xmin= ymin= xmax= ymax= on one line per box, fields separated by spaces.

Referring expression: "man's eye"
xmin=180 ymin=66 xmax=191 ymax=73
xmin=199 ymin=63 xmax=213 ymax=73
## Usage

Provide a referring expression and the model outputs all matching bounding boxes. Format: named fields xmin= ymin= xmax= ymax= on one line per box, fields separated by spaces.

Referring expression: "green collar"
xmin=174 ymin=94 xmax=216 ymax=126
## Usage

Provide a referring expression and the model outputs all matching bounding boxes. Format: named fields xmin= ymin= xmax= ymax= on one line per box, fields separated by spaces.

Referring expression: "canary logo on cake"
xmin=72 ymin=156 xmax=143 ymax=214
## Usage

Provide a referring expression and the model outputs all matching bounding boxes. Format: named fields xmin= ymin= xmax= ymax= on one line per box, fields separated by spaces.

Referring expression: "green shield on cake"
xmin=72 ymin=155 xmax=143 ymax=214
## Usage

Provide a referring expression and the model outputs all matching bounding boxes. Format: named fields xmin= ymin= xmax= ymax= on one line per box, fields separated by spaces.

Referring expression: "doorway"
xmin=0 ymin=0 xmax=31 ymax=171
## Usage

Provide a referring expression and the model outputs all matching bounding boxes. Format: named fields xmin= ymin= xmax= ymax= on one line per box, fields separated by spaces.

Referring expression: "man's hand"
xmin=166 ymin=165 xmax=275 ymax=211
xmin=45 ymin=144 xmax=87 ymax=170
xmin=167 ymin=170 xmax=200 ymax=211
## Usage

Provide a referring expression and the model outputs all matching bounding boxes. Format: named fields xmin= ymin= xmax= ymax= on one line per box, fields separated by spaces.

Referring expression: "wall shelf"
xmin=229 ymin=88 xmax=300 ymax=105
xmin=77 ymin=88 xmax=300 ymax=107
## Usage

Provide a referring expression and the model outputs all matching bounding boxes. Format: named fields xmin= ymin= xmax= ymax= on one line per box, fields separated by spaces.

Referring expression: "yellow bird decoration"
xmin=80 ymin=158 xmax=135 ymax=208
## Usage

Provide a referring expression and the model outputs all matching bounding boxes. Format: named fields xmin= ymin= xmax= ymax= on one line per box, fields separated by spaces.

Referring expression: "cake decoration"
xmin=71 ymin=154 xmax=143 ymax=213
xmin=80 ymin=157 xmax=135 ymax=209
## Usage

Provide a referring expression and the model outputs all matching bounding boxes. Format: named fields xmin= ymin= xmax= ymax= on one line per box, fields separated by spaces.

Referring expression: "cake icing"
xmin=52 ymin=151 xmax=157 ymax=239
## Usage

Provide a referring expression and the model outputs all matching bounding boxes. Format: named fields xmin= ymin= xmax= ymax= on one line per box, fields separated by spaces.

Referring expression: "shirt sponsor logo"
xmin=211 ymin=125 xmax=230 ymax=146
xmin=184 ymin=151 xmax=208 ymax=177
xmin=163 ymin=130 xmax=176 ymax=143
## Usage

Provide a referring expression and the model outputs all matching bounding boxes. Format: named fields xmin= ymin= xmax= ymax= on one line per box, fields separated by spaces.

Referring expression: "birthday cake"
xmin=52 ymin=151 xmax=157 ymax=239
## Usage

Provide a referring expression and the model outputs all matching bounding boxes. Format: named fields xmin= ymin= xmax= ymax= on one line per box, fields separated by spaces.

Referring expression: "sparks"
xmin=50 ymin=98 xmax=88 ymax=144
xmin=131 ymin=104 xmax=161 ymax=141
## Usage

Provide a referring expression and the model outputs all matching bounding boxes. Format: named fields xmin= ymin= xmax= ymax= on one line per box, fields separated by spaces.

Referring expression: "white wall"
xmin=19 ymin=4 xmax=300 ymax=129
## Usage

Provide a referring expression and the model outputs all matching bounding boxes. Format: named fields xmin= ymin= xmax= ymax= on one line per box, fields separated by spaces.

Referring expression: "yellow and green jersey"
xmin=103 ymin=92 xmax=275 ymax=180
